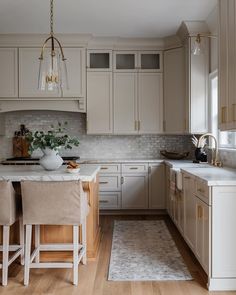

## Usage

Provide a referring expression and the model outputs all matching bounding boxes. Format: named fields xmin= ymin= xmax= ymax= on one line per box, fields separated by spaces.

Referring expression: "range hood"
xmin=0 ymin=99 xmax=85 ymax=113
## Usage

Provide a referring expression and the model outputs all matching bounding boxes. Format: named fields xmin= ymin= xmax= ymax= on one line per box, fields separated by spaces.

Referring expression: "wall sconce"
xmin=191 ymin=34 xmax=217 ymax=56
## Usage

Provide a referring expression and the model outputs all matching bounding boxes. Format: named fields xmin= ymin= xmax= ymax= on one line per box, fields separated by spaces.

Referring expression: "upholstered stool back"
xmin=21 ymin=180 xmax=88 ymax=225
xmin=0 ymin=180 xmax=17 ymax=226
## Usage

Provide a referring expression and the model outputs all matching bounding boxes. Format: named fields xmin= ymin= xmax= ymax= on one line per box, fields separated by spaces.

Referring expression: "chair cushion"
xmin=21 ymin=180 xmax=89 ymax=225
xmin=0 ymin=180 xmax=17 ymax=225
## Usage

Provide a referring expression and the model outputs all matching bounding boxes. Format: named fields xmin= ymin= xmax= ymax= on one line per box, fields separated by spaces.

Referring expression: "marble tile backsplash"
xmin=0 ymin=110 xmax=194 ymax=160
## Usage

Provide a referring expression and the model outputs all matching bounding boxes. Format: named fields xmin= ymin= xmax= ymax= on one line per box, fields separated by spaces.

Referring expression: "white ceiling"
xmin=0 ymin=0 xmax=217 ymax=38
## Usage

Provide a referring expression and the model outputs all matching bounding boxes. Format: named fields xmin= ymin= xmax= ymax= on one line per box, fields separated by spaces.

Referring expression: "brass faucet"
xmin=197 ymin=133 xmax=222 ymax=167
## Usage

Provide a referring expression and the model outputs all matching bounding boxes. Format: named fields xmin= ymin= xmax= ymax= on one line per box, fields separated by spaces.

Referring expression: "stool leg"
xmin=2 ymin=226 xmax=10 ymax=286
xmin=24 ymin=225 xmax=32 ymax=286
xmin=81 ymin=218 xmax=87 ymax=265
xmin=19 ymin=217 xmax=24 ymax=265
xmin=73 ymin=225 xmax=79 ymax=286
xmin=35 ymin=225 xmax=40 ymax=263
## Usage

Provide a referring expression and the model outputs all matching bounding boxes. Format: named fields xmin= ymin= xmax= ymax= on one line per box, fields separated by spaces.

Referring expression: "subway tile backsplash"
xmin=0 ymin=110 xmax=194 ymax=160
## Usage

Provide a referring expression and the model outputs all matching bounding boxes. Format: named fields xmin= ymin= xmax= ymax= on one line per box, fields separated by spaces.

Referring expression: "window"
xmin=209 ymin=71 xmax=236 ymax=149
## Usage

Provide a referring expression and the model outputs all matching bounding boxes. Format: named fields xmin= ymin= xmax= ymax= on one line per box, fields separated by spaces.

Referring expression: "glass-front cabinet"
xmin=87 ymin=50 xmax=112 ymax=71
xmin=113 ymin=51 xmax=162 ymax=72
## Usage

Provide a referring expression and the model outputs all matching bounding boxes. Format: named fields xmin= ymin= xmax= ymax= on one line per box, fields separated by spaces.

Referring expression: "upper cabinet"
xmin=219 ymin=0 xmax=236 ymax=131
xmin=185 ymin=37 xmax=209 ymax=134
xmin=113 ymin=51 xmax=162 ymax=72
xmin=19 ymin=47 xmax=86 ymax=99
xmin=87 ymin=50 xmax=112 ymax=71
xmin=164 ymin=47 xmax=186 ymax=134
xmin=0 ymin=48 xmax=18 ymax=98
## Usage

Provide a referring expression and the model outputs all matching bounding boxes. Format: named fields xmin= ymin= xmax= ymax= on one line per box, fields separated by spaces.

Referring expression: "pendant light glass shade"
xmin=38 ymin=48 xmax=69 ymax=92
xmin=38 ymin=0 xmax=69 ymax=92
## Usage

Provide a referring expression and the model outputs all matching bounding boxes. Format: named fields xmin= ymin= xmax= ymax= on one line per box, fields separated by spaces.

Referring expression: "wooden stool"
xmin=21 ymin=180 xmax=89 ymax=286
xmin=0 ymin=180 xmax=24 ymax=286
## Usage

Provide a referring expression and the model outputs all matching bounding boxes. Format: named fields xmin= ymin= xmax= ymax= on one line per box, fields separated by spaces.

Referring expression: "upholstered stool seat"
xmin=0 ymin=180 xmax=24 ymax=286
xmin=21 ymin=180 xmax=89 ymax=286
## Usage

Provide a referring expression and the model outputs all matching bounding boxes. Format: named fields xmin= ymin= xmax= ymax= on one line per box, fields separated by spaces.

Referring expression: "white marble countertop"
xmin=181 ymin=166 xmax=236 ymax=186
xmin=77 ymin=158 xmax=164 ymax=164
xmin=0 ymin=164 xmax=100 ymax=182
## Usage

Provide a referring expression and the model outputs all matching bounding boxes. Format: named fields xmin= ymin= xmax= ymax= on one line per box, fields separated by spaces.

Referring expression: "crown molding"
xmin=177 ymin=21 xmax=210 ymax=43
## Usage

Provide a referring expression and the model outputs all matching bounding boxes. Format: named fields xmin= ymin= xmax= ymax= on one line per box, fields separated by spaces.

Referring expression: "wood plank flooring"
xmin=0 ymin=215 xmax=236 ymax=295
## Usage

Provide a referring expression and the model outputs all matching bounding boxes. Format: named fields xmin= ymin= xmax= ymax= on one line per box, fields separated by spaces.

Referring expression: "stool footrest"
xmin=30 ymin=262 xmax=73 ymax=269
xmin=39 ymin=243 xmax=84 ymax=251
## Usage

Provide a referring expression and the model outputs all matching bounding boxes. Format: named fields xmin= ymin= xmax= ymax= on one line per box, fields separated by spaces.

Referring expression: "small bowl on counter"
xmin=66 ymin=161 xmax=80 ymax=174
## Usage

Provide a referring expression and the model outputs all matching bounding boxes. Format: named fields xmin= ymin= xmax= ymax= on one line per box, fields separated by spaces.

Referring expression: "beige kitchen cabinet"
xmin=113 ymin=72 xmax=163 ymax=134
xmin=148 ymin=163 xmax=165 ymax=209
xmin=163 ymin=47 xmax=185 ymax=133
xmin=195 ymin=196 xmax=210 ymax=275
xmin=139 ymin=51 xmax=163 ymax=72
xmin=183 ymin=174 xmax=196 ymax=251
xmin=62 ymin=48 xmax=86 ymax=98
xmin=122 ymin=173 xmax=148 ymax=209
xmin=87 ymin=71 xmax=113 ymax=134
xmin=99 ymin=192 xmax=121 ymax=209
xmin=0 ymin=114 xmax=5 ymax=135
xmin=0 ymin=48 xmax=18 ymax=98
xmin=138 ymin=73 xmax=163 ymax=133
xmin=113 ymin=72 xmax=138 ymax=134
xmin=87 ymin=49 xmax=112 ymax=71
xmin=218 ymin=0 xmax=236 ymax=130
xmin=185 ymin=37 xmax=209 ymax=134
xmin=113 ymin=51 xmax=138 ymax=72
xmin=19 ymin=47 xmax=86 ymax=99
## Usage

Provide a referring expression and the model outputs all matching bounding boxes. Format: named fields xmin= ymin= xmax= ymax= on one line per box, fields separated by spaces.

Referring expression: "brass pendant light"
xmin=38 ymin=0 xmax=69 ymax=92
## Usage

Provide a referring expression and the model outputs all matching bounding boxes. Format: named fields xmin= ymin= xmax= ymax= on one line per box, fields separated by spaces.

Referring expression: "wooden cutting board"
xmin=13 ymin=137 xmax=30 ymax=158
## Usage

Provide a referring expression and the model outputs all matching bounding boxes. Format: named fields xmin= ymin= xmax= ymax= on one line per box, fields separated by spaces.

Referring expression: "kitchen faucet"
xmin=197 ymin=133 xmax=222 ymax=167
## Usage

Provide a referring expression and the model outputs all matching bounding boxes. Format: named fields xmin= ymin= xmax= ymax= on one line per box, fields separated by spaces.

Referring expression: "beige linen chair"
xmin=0 ymin=180 xmax=24 ymax=286
xmin=21 ymin=180 xmax=89 ymax=286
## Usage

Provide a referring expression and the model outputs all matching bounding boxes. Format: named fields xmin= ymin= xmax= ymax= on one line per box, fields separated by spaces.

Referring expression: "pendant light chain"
xmin=50 ymin=0 xmax=54 ymax=36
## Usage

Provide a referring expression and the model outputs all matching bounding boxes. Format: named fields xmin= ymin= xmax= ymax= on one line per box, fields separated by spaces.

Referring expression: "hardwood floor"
xmin=1 ymin=215 xmax=236 ymax=295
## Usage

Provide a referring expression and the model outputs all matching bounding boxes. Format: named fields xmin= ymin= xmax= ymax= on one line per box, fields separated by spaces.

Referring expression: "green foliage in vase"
xmin=26 ymin=122 xmax=79 ymax=154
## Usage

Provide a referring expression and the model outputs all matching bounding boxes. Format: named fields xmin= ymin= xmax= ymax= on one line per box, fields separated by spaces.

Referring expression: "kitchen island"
xmin=0 ymin=164 xmax=101 ymax=260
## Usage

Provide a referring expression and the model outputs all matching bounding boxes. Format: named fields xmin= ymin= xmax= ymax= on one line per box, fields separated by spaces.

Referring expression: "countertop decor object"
xmin=26 ymin=122 xmax=79 ymax=171
xmin=160 ymin=150 xmax=189 ymax=160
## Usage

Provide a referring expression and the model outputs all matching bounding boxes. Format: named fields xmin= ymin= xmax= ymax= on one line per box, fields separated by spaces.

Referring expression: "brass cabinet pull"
xmin=101 ymin=167 xmax=108 ymax=170
xmin=129 ymin=167 xmax=138 ymax=170
xmin=121 ymin=177 xmax=124 ymax=184
xmin=99 ymin=200 xmax=109 ymax=203
xmin=233 ymin=104 xmax=236 ymax=122
xmin=138 ymin=120 xmax=141 ymax=131
xmin=184 ymin=176 xmax=190 ymax=179
xmin=197 ymin=205 xmax=203 ymax=219
xmin=99 ymin=181 xmax=109 ymax=184
xmin=221 ymin=106 xmax=227 ymax=124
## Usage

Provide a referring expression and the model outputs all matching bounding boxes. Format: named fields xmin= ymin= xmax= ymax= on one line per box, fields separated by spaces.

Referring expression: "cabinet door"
xmin=163 ymin=48 xmax=185 ymax=133
xmin=189 ymin=37 xmax=209 ymax=134
xmin=19 ymin=48 xmax=59 ymax=98
xmin=113 ymin=51 xmax=138 ymax=72
xmin=99 ymin=192 xmax=121 ymax=209
xmin=122 ymin=174 xmax=148 ymax=209
xmin=113 ymin=72 xmax=138 ymax=134
xmin=148 ymin=164 xmax=165 ymax=209
xmin=196 ymin=197 xmax=210 ymax=274
xmin=183 ymin=175 xmax=196 ymax=251
xmin=87 ymin=71 xmax=113 ymax=134
xmin=87 ymin=50 xmax=112 ymax=71
xmin=138 ymin=73 xmax=163 ymax=133
xmin=178 ymin=191 xmax=185 ymax=235
xmin=219 ymin=0 xmax=229 ymax=130
xmin=138 ymin=51 xmax=163 ymax=72
xmin=62 ymin=48 xmax=86 ymax=98
xmin=0 ymin=48 xmax=18 ymax=98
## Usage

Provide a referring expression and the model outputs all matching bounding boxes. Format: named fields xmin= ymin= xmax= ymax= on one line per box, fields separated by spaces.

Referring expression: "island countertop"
xmin=0 ymin=164 xmax=100 ymax=182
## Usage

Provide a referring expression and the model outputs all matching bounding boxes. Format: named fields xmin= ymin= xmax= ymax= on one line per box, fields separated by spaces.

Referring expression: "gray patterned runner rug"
xmin=108 ymin=220 xmax=192 ymax=281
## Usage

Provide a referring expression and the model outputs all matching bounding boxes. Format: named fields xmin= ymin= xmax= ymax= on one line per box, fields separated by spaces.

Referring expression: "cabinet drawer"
xmin=99 ymin=164 xmax=121 ymax=173
xmin=99 ymin=192 xmax=121 ymax=209
xmin=99 ymin=175 xmax=121 ymax=191
xmin=195 ymin=180 xmax=211 ymax=204
xmin=122 ymin=163 xmax=148 ymax=173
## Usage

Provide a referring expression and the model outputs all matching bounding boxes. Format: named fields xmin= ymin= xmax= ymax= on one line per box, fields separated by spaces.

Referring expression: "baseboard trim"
xmin=208 ymin=278 xmax=236 ymax=291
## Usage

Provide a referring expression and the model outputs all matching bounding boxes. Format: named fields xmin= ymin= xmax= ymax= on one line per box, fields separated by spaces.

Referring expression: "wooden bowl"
xmin=160 ymin=150 xmax=189 ymax=160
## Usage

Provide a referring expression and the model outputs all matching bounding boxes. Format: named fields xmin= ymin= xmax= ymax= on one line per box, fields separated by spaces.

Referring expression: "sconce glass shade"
xmin=192 ymin=34 xmax=202 ymax=56
xmin=38 ymin=48 xmax=69 ymax=92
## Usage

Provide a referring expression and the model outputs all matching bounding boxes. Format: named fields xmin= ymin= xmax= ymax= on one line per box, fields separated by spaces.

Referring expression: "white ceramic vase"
xmin=39 ymin=148 xmax=63 ymax=171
